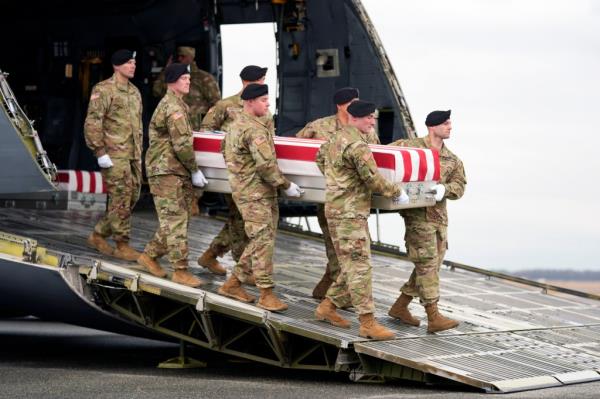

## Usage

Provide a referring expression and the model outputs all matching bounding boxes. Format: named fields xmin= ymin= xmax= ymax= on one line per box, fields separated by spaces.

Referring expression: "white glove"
xmin=433 ymin=184 xmax=446 ymax=202
xmin=393 ymin=190 xmax=410 ymax=205
xmin=97 ymin=154 xmax=113 ymax=168
xmin=192 ymin=170 xmax=208 ymax=188
xmin=284 ymin=182 xmax=303 ymax=198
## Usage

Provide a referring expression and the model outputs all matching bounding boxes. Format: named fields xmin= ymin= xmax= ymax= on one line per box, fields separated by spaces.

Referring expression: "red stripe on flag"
xmin=89 ymin=171 xmax=96 ymax=193
xmin=401 ymin=151 xmax=412 ymax=182
xmin=372 ymin=152 xmax=396 ymax=170
xmin=416 ymin=149 xmax=427 ymax=181
xmin=431 ymin=149 xmax=441 ymax=181
xmin=275 ymin=144 xmax=320 ymax=161
xmin=57 ymin=172 xmax=69 ymax=183
xmin=194 ymin=136 xmax=223 ymax=152
xmin=75 ymin=171 xmax=83 ymax=192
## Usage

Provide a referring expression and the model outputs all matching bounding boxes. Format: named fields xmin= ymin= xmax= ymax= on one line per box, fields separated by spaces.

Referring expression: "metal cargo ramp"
xmin=0 ymin=208 xmax=599 ymax=393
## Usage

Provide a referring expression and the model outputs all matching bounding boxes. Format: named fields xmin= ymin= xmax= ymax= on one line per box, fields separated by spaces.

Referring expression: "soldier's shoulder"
xmin=91 ymin=78 xmax=114 ymax=94
xmin=441 ymin=144 xmax=462 ymax=163
xmin=393 ymin=137 xmax=424 ymax=148
xmin=194 ymin=68 xmax=217 ymax=81
xmin=309 ymin=114 xmax=336 ymax=127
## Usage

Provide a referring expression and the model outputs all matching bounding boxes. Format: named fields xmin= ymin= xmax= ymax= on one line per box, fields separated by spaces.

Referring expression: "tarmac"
xmin=1 ymin=318 xmax=600 ymax=399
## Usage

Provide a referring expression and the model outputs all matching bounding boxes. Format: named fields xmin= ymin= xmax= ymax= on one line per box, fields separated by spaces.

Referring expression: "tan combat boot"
xmin=311 ymin=272 xmax=334 ymax=300
xmin=197 ymin=248 xmax=227 ymax=275
xmin=388 ymin=293 xmax=420 ymax=327
xmin=425 ymin=302 xmax=459 ymax=333
xmin=137 ymin=253 xmax=167 ymax=278
xmin=359 ymin=313 xmax=396 ymax=340
xmin=87 ymin=232 xmax=114 ymax=256
xmin=113 ymin=241 xmax=142 ymax=261
xmin=171 ymin=261 xmax=204 ymax=288
xmin=218 ymin=275 xmax=256 ymax=303
xmin=315 ymin=298 xmax=350 ymax=328
xmin=257 ymin=288 xmax=288 ymax=312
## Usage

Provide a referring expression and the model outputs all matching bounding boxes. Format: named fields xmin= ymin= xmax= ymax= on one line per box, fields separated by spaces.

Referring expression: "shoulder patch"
xmin=173 ymin=112 xmax=184 ymax=120
xmin=254 ymin=135 xmax=266 ymax=146
xmin=90 ymin=93 xmax=100 ymax=101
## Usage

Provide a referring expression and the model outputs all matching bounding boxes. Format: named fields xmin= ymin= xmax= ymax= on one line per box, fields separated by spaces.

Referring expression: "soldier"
xmin=84 ymin=49 xmax=143 ymax=262
xmin=314 ymin=100 xmax=409 ymax=340
xmin=196 ymin=66 xmax=270 ymax=278
xmin=152 ymin=46 xmax=221 ymax=130
xmin=296 ymin=87 xmax=380 ymax=300
xmin=218 ymin=83 xmax=303 ymax=311
xmin=387 ymin=110 xmax=466 ymax=333
xmin=137 ymin=63 xmax=208 ymax=288
xmin=153 ymin=46 xmax=221 ymax=217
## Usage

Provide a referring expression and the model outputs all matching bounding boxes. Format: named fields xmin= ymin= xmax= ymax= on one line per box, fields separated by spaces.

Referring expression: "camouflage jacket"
xmin=224 ymin=111 xmax=290 ymax=204
xmin=84 ymin=74 xmax=143 ymax=159
xmin=296 ymin=114 xmax=380 ymax=144
xmin=153 ymin=63 xmax=221 ymax=130
xmin=317 ymin=125 xmax=401 ymax=220
xmin=391 ymin=136 xmax=466 ymax=225
xmin=145 ymin=90 xmax=198 ymax=178
xmin=201 ymin=92 xmax=274 ymax=134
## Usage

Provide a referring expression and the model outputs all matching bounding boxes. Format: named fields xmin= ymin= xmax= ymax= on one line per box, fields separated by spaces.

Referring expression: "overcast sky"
xmin=221 ymin=0 xmax=600 ymax=272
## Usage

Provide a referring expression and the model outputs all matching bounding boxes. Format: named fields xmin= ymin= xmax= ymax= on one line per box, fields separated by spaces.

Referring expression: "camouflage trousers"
xmin=326 ymin=218 xmax=375 ymax=315
xmin=400 ymin=218 xmax=447 ymax=304
xmin=144 ymin=175 xmax=194 ymax=267
xmin=208 ymin=194 xmax=248 ymax=262
xmin=234 ymin=198 xmax=279 ymax=289
xmin=94 ymin=158 xmax=141 ymax=242
xmin=316 ymin=204 xmax=341 ymax=281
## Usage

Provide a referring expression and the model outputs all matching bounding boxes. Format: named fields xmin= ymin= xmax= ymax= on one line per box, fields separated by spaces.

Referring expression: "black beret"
xmin=333 ymin=87 xmax=359 ymax=105
xmin=111 ymin=49 xmax=136 ymax=66
xmin=240 ymin=65 xmax=268 ymax=81
xmin=241 ymin=83 xmax=268 ymax=100
xmin=425 ymin=110 xmax=451 ymax=127
xmin=165 ymin=63 xmax=191 ymax=83
xmin=347 ymin=100 xmax=376 ymax=117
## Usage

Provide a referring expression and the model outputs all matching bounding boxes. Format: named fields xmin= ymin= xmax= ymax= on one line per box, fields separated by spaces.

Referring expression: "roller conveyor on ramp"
xmin=0 ymin=209 xmax=599 ymax=393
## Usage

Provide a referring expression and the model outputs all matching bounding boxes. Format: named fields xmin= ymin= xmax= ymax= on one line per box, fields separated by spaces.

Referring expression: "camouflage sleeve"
xmin=315 ymin=141 xmax=328 ymax=174
xmin=152 ymin=71 xmax=167 ymax=98
xmin=389 ymin=138 xmax=408 ymax=147
xmin=204 ymin=75 xmax=221 ymax=108
xmin=296 ymin=121 xmax=316 ymax=138
xmin=366 ymin=129 xmax=381 ymax=144
xmin=200 ymin=101 xmax=227 ymax=131
xmin=168 ymin=108 xmax=198 ymax=174
xmin=247 ymin=129 xmax=290 ymax=189
xmin=443 ymin=158 xmax=466 ymax=200
xmin=84 ymin=85 xmax=110 ymax=157
xmin=347 ymin=142 xmax=401 ymax=198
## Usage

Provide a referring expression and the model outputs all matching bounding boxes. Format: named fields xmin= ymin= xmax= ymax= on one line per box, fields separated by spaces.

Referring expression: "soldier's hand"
xmin=192 ymin=170 xmax=208 ymax=188
xmin=97 ymin=154 xmax=113 ymax=169
xmin=433 ymin=184 xmax=446 ymax=201
xmin=393 ymin=190 xmax=410 ymax=205
xmin=284 ymin=182 xmax=303 ymax=198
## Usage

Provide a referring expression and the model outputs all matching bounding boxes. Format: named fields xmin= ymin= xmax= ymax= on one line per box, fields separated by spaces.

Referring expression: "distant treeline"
xmin=504 ymin=269 xmax=600 ymax=281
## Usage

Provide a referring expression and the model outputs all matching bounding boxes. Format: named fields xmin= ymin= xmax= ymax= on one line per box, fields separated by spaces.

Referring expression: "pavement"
xmin=1 ymin=318 xmax=600 ymax=399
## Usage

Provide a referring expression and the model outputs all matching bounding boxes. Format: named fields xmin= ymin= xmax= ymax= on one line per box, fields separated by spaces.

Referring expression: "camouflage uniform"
xmin=316 ymin=126 xmax=400 ymax=314
xmin=297 ymin=115 xmax=380 ymax=285
xmin=223 ymin=111 xmax=291 ymax=289
xmin=84 ymin=74 xmax=142 ymax=243
xmin=153 ymin=63 xmax=221 ymax=130
xmin=143 ymin=90 xmax=198 ymax=267
xmin=390 ymin=136 xmax=466 ymax=304
xmin=201 ymin=93 xmax=274 ymax=263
